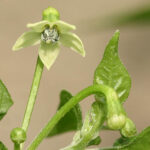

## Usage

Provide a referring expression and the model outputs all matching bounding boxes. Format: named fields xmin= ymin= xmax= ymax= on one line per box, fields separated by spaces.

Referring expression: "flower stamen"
xmin=41 ymin=27 xmax=59 ymax=43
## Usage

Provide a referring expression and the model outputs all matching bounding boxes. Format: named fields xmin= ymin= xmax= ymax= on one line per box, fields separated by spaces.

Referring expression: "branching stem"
xmin=27 ymin=84 xmax=118 ymax=150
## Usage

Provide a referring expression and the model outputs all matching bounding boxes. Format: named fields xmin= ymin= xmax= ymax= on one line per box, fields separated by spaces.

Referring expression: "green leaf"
xmin=62 ymin=102 xmax=105 ymax=150
xmin=60 ymin=32 xmax=85 ymax=57
xmin=54 ymin=20 xmax=76 ymax=32
xmin=113 ymin=136 xmax=134 ymax=147
xmin=87 ymin=136 xmax=101 ymax=147
xmin=12 ymin=31 xmax=41 ymax=51
xmin=0 ymin=141 xmax=8 ymax=150
xmin=99 ymin=126 xmax=150 ymax=150
xmin=0 ymin=80 xmax=13 ymax=120
xmin=93 ymin=30 xmax=131 ymax=103
xmin=39 ymin=42 xmax=60 ymax=70
xmin=27 ymin=20 xmax=50 ymax=32
xmin=47 ymin=90 xmax=82 ymax=137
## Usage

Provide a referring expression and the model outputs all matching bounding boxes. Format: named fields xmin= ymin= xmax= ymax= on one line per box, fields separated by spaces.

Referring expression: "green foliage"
xmin=0 ymin=141 xmax=8 ymax=150
xmin=113 ymin=136 xmax=134 ymax=147
xmin=47 ymin=90 xmax=82 ymax=137
xmin=94 ymin=30 xmax=131 ymax=103
xmin=87 ymin=136 xmax=101 ymax=146
xmin=111 ymin=6 xmax=150 ymax=26
xmin=62 ymin=101 xmax=105 ymax=150
xmin=99 ymin=127 xmax=150 ymax=150
xmin=0 ymin=80 xmax=13 ymax=120
xmin=5 ymin=5 xmax=150 ymax=150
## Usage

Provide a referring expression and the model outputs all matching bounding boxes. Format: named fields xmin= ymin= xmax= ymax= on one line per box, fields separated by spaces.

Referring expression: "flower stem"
xmin=14 ymin=143 xmax=20 ymax=150
xmin=27 ymin=84 xmax=118 ymax=150
xmin=22 ymin=56 xmax=44 ymax=132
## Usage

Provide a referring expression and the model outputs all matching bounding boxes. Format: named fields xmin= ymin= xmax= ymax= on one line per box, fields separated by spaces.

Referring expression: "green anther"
xmin=42 ymin=7 xmax=60 ymax=22
xmin=10 ymin=127 xmax=26 ymax=144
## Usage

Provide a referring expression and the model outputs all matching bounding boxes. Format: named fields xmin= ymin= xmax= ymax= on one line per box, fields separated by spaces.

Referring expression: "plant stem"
xmin=27 ymin=84 xmax=118 ymax=150
xmin=14 ymin=143 xmax=20 ymax=150
xmin=22 ymin=56 xmax=44 ymax=132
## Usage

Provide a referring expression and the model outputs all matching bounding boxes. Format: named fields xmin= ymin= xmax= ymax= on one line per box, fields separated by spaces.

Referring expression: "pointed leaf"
xmin=60 ymin=32 xmax=85 ymax=57
xmin=54 ymin=20 xmax=76 ymax=32
xmin=27 ymin=20 xmax=50 ymax=32
xmin=47 ymin=90 xmax=82 ymax=137
xmin=39 ymin=42 xmax=60 ymax=70
xmin=0 ymin=80 xmax=13 ymax=120
xmin=93 ymin=30 xmax=131 ymax=103
xmin=99 ymin=126 xmax=150 ymax=150
xmin=13 ymin=31 xmax=41 ymax=51
xmin=0 ymin=141 xmax=8 ymax=150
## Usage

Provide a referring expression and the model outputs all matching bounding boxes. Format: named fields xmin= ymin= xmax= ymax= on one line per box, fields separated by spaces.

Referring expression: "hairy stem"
xmin=27 ymin=84 xmax=118 ymax=150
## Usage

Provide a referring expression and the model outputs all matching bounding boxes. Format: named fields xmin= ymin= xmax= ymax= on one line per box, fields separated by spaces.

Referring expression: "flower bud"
xmin=107 ymin=114 xmax=126 ymax=130
xmin=10 ymin=127 xmax=26 ymax=144
xmin=42 ymin=7 xmax=60 ymax=22
xmin=121 ymin=118 xmax=137 ymax=137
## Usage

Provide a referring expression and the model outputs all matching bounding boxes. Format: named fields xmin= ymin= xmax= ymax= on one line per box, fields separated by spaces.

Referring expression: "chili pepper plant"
xmin=0 ymin=6 xmax=150 ymax=150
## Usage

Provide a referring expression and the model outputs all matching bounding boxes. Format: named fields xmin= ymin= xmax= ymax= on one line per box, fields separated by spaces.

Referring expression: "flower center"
xmin=41 ymin=27 xmax=59 ymax=43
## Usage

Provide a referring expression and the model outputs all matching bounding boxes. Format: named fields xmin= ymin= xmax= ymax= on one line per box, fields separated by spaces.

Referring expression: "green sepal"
xmin=12 ymin=31 xmax=41 ymax=51
xmin=0 ymin=80 xmax=13 ymax=120
xmin=93 ymin=30 xmax=131 ymax=103
xmin=99 ymin=126 xmax=150 ymax=150
xmin=0 ymin=141 xmax=8 ymax=150
xmin=39 ymin=42 xmax=60 ymax=70
xmin=47 ymin=90 xmax=82 ymax=137
xmin=60 ymin=32 xmax=85 ymax=57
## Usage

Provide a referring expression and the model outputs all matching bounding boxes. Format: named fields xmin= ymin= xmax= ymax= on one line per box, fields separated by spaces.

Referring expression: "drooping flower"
xmin=13 ymin=7 xmax=85 ymax=70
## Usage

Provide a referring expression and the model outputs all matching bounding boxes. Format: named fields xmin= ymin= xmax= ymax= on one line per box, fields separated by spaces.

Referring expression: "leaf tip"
xmin=114 ymin=29 xmax=120 ymax=39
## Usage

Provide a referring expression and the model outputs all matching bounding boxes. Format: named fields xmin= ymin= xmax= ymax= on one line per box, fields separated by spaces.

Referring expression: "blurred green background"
xmin=0 ymin=0 xmax=150 ymax=149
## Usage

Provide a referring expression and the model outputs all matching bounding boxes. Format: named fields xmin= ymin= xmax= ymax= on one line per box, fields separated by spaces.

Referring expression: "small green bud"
xmin=121 ymin=118 xmax=137 ymax=137
xmin=10 ymin=127 xmax=26 ymax=144
xmin=107 ymin=114 xmax=126 ymax=130
xmin=42 ymin=7 xmax=60 ymax=22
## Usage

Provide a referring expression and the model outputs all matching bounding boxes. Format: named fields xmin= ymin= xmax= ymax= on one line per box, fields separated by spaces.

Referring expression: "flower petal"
xmin=60 ymin=32 xmax=85 ymax=57
xmin=54 ymin=20 xmax=76 ymax=32
xmin=12 ymin=31 xmax=41 ymax=51
xmin=27 ymin=20 xmax=50 ymax=32
xmin=39 ymin=42 xmax=60 ymax=70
